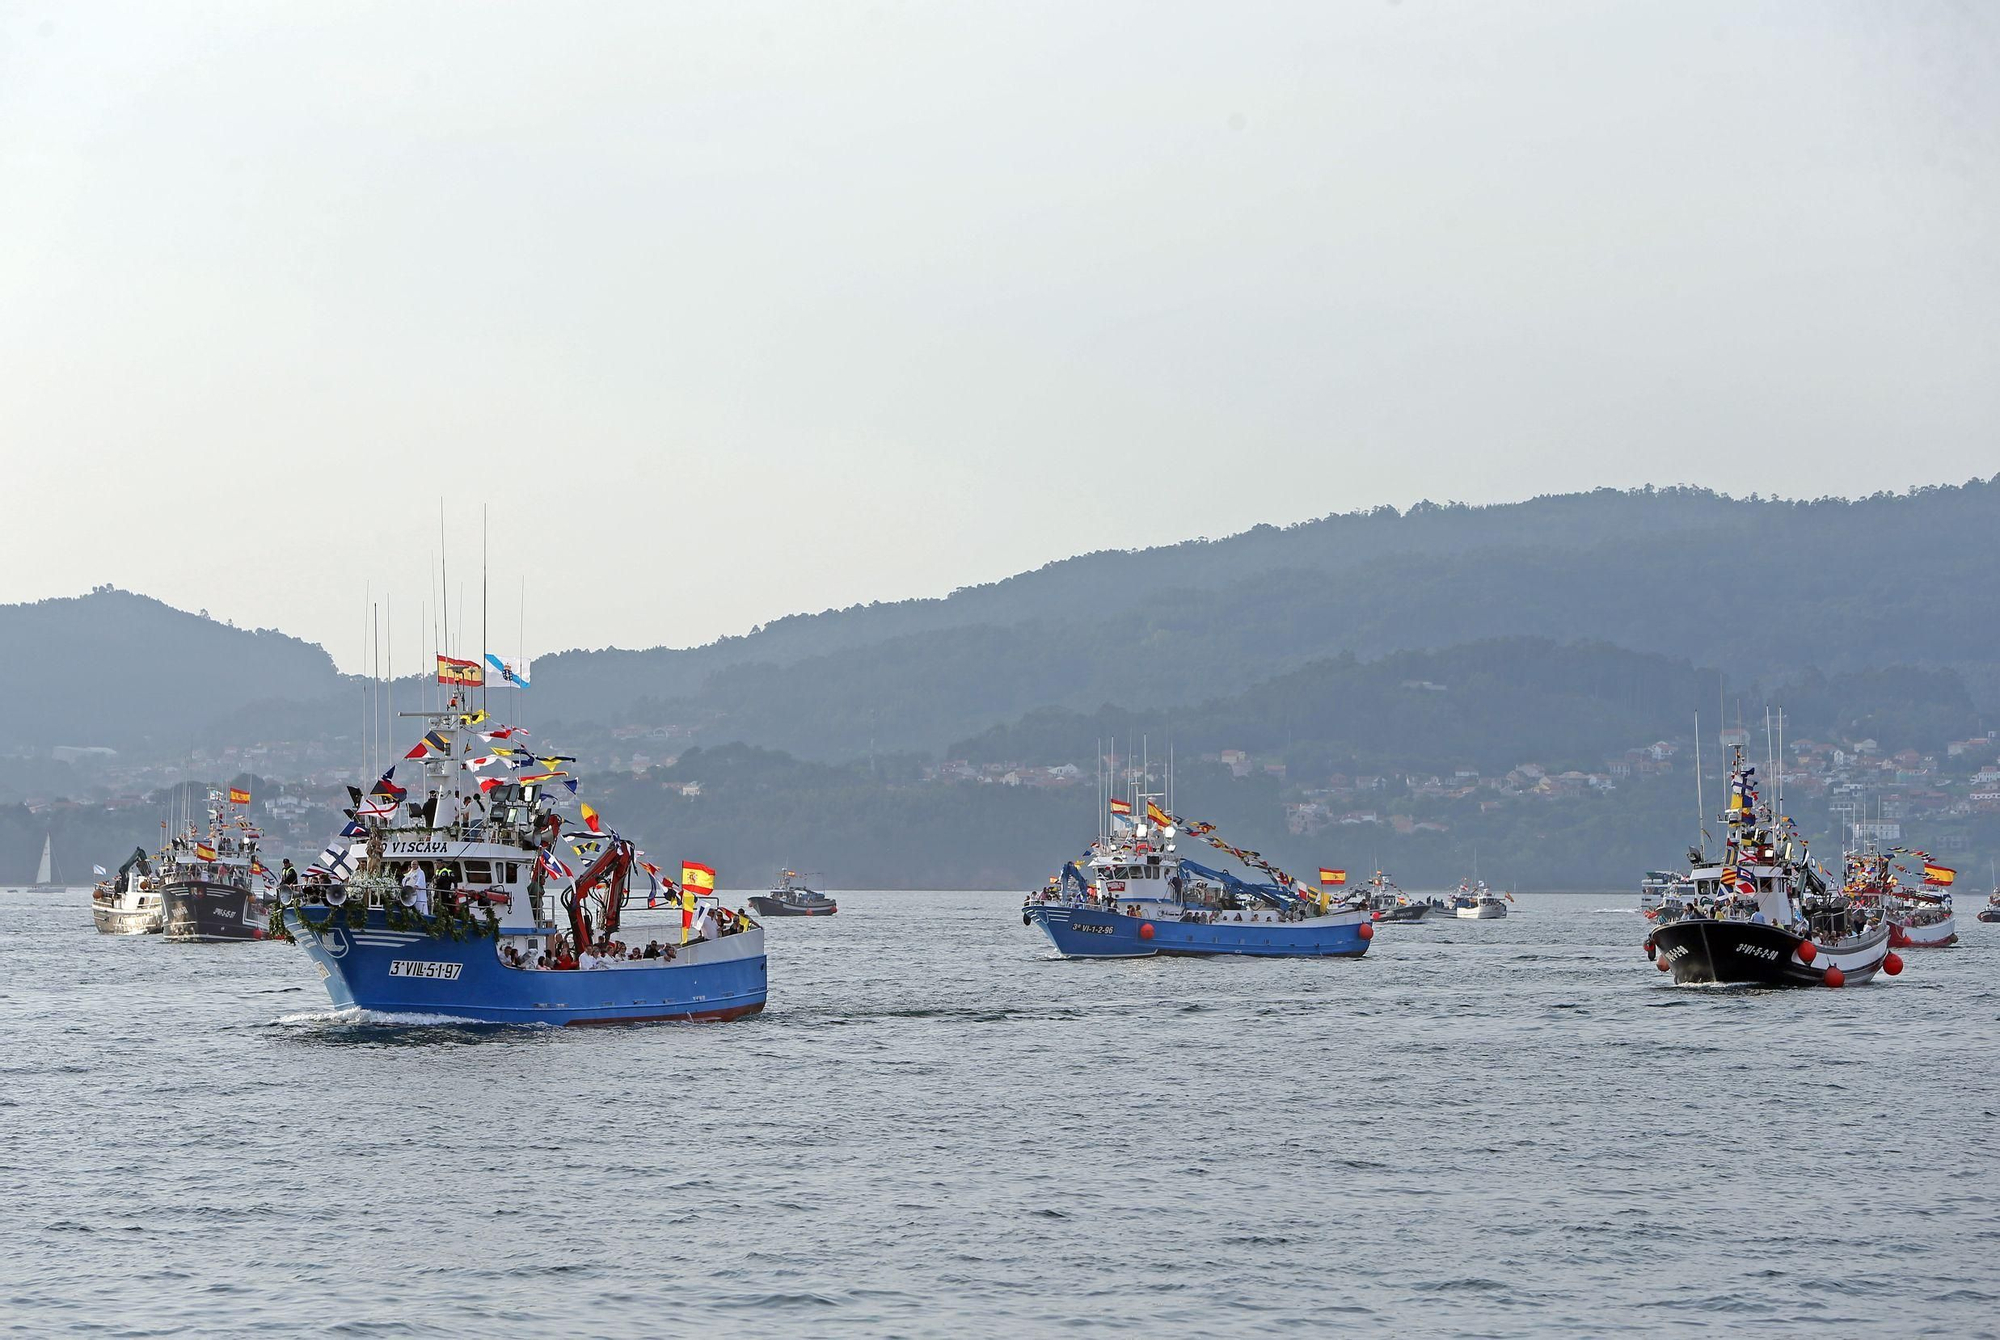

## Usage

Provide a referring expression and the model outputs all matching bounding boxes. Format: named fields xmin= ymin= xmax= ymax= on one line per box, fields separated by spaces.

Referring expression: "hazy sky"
xmin=4 ymin=1 xmax=1995 ymax=670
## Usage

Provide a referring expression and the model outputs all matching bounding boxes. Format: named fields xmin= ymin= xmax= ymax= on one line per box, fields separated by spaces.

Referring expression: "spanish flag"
xmin=194 ymin=842 xmax=218 ymax=861
xmin=228 ymin=786 xmax=251 ymax=806
xmin=1146 ymin=801 xmax=1171 ymax=828
xmin=681 ymin=861 xmax=716 ymax=894
xmin=436 ymin=654 xmax=485 ymax=686
xmin=1108 ymin=798 xmax=1133 ymax=816
xmin=1320 ymin=868 xmax=1347 ymax=886
xmin=581 ymin=802 xmax=602 ymax=834
xmin=1922 ymin=863 xmax=1956 ymax=887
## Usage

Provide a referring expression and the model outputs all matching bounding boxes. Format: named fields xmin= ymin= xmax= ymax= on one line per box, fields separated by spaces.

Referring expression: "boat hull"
xmin=1374 ymin=904 xmax=1431 ymax=923
xmin=1454 ymin=905 xmax=1506 ymax=919
xmin=1893 ymin=915 xmax=1957 ymax=947
xmin=92 ymin=903 xmax=163 ymax=935
xmin=285 ymin=907 xmax=768 ymax=1025
xmin=748 ymin=895 xmax=837 ymax=917
xmin=162 ymin=881 xmax=269 ymax=942
xmin=1026 ymin=904 xmax=1372 ymax=959
xmin=1650 ymin=919 xmax=1889 ymax=987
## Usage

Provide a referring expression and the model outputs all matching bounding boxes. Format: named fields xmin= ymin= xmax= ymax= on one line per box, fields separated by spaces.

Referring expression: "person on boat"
xmin=279 ymin=859 xmax=298 ymax=889
xmin=401 ymin=861 xmax=429 ymax=916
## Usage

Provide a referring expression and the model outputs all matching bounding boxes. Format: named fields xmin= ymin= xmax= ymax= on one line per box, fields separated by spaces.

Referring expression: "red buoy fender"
xmin=1882 ymin=951 xmax=1903 ymax=976
xmin=1796 ymin=940 xmax=1817 ymax=965
xmin=1657 ymin=955 xmax=1673 ymax=972
xmin=1823 ymin=965 xmax=1846 ymax=989
xmin=1358 ymin=921 xmax=1374 ymax=941
xmin=1138 ymin=921 xmax=1155 ymax=941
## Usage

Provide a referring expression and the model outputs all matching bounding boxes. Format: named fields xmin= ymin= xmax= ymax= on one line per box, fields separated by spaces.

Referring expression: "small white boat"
xmin=91 ymin=848 xmax=165 ymax=935
xmin=1449 ymin=879 xmax=1508 ymax=919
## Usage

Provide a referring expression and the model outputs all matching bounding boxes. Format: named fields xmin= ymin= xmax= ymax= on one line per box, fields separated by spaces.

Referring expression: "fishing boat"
xmin=160 ymin=791 xmax=274 ymax=942
xmin=1843 ymin=848 xmax=1958 ymax=948
xmin=1645 ymin=749 xmax=1898 ymax=987
xmin=90 ymin=847 xmax=165 ymax=935
xmin=1449 ymin=879 xmax=1508 ymax=919
xmin=274 ymin=701 xmax=766 ymax=1025
xmin=1639 ymin=869 xmax=1690 ymax=916
xmin=750 ymin=870 xmax=837 ymax=917
xmin=1022 ymin=795 xmax=1372 ymax=958
xmin=1361 ymin=871 xmax=1433 ymax=923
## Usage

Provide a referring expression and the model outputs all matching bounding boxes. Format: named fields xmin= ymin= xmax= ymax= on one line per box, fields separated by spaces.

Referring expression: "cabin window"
xmin=461 ymin=860 xmax=493 ymax=884
xmin=503 ymin=863 xmax=520 ymax=884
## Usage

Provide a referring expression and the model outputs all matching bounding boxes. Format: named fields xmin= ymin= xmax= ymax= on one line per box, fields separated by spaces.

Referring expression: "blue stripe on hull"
xmin=285 ymin=909 xmax=767 ymax=1025
xmin=1027 ymin=905 xmax=1372 ymax=959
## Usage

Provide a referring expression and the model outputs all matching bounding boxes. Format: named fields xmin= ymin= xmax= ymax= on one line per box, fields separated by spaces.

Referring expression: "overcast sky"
xmin=3 ymin=1 xmax=1995 ymax=670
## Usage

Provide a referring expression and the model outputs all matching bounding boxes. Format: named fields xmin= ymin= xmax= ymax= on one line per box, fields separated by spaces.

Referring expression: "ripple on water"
xmin=4 ymin=889 xmax=1998 ymax=1338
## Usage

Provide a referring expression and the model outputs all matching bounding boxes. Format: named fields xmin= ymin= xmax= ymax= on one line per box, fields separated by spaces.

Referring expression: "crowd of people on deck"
xmin=1173 ymin=905 xmax=1314 ymax=924
xmin=495 ymin=905 xmax=757 ymax=971
xmin=1656 ymin=888 xmax=1881 ymax=941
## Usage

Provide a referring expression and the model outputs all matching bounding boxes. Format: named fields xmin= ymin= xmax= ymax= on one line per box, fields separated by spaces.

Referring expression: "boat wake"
xmin=270 ymin=1005 xmax=548 ymax=1030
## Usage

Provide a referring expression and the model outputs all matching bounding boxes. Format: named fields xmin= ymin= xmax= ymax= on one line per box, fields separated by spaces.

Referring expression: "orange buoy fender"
xmin=1138 ymin=921 xmax=1155 ymax=941
xmin=1882 ymin=951 xmax=1903 ymax=976
xmin=1358 ymin=921 xmax=1374 ymax=941
xmin=1823 ymin=964 xmax=1846 ymax=988
xmin=1796 ymin=940 xmax=1817 ymax=965
xmin=1657 ymin=955 xmax=1673 ymax=972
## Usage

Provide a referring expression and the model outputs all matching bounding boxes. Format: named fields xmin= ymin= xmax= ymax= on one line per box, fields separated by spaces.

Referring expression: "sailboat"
xmin=31 ymin=833 xmax=58 ymax=888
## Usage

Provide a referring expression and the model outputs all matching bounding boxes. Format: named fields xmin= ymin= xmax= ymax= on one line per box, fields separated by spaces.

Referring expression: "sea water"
xmin=3 ymin=889 xmax=1994 ymax=1337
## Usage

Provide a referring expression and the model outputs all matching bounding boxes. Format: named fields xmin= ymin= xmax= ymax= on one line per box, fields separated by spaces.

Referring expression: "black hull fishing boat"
xmin=162 ymin=879 xmax=269 ymax=942
xmin=159 ymin=789 xmax=272 ymax=943
xmin=749 ymin=870 xmax=836 ymax=917
xmin=1645 ymin=747 xmax=1898 ymax=989
xmin=1650 ymin=916 xmax=1891 ymax=987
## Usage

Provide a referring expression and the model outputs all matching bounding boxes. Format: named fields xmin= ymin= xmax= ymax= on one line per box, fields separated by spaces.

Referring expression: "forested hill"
xmin=572 ymin=480 xmax=2000 ymax=759
xmin=6 ymin=481 xmax=1998 ymax=761
xmin=0 ymin=590 xmax=343 ymax=752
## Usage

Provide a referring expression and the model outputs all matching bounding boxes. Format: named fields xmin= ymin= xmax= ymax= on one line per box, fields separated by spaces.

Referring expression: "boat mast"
xmin=1693 ymin=709 xmax=1704 ymax=857
xmin=1776 ymin=706 xmax=1784 ymax=818
xmin=481 ymin=502 xmax=489 ymax=717
xmin=439 ymin=499 xmax=450 ymax=670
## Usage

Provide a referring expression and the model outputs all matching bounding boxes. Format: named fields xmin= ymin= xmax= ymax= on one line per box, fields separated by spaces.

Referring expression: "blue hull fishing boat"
xmin=275 ymin=690 xmax=766 ymax=1026
xmin=285 ymin=905 xmax=765 ymax=1024
xmin=1024 ymin=789 xmax=1372 ymax=959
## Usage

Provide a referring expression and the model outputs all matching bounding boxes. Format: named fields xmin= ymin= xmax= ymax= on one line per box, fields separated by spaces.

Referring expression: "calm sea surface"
xmin=3 ymin=888 xmax=1996 ymax=1338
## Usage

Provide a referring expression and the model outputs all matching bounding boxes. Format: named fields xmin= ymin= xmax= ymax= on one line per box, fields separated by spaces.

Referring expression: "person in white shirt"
xmin=401 ymin=863 xmax=429 ymax=916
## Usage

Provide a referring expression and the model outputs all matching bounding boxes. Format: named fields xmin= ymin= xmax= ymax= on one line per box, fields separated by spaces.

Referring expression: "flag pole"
xmin=481 ymin=502 xmax=489 ymax=716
